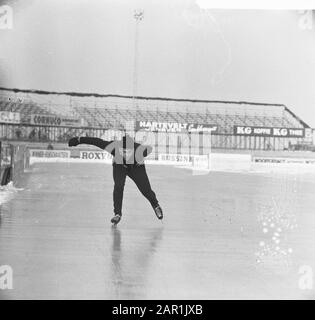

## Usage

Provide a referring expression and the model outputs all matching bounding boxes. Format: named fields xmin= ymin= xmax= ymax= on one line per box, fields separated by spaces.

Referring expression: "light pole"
xmin=133 ymin=9 xmax=143 ymax=107
xmin=130 ymin=9 xmax=144 ymax=137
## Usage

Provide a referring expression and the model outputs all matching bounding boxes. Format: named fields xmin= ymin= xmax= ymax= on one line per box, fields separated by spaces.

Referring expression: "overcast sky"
xmin=0 ymin=0 xmax=315 ymax=126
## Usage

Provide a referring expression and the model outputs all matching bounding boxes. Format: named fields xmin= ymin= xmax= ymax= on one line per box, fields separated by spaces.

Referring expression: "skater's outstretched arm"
xmin=68 ymin=136 xmax=114 ymax=151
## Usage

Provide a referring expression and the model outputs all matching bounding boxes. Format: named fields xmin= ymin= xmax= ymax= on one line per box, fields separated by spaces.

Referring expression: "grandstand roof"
xmin=0 ymin=86 xmax=310 ymax=128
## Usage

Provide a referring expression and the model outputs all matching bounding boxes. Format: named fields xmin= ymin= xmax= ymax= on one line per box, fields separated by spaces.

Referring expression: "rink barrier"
xmin=158 ymin=153 xmax=193 ymax=165
xmin=209 ymin=153 xmax=251 ymax=172
xmin=27 ymin=148 xmax=315 ymax=173
xmin=253 ymin=156 xmax=315 ymax=165
xmin=251 ymin=156 xmax=315 ymax=174
xmin=80 ymin=150 xmax=113 ymax=162
xmin=29 ymin=150 xmax=249 ymax=171
xmin=29 ymin=149 xmax=71 ymax=165
xmin=30 ymin=149 xmax=70 ymax=158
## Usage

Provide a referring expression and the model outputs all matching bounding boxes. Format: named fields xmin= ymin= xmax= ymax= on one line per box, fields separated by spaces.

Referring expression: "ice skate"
xmin=111 ymin=214 xmax=122 ymax=225
xmin=154 ymin=205 xmax=163 ymax=220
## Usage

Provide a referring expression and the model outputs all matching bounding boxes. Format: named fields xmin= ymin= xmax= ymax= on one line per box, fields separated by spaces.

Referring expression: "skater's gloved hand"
xmin=68 ymin=137 xmax=80 ymax=147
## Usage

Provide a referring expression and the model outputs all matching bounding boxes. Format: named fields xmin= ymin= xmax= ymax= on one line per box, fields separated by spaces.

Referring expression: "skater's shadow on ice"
xmin=110 ymin=226 xmax=163 ymax=298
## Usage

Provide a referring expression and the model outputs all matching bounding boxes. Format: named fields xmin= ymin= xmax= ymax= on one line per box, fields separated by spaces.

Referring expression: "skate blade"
xmin=111 ymin=218 xmax=121 ymax=225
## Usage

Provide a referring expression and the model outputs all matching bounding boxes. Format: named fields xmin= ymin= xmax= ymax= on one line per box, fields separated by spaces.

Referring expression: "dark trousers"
xmin=113 ymin=164 xmax=159 ymax=215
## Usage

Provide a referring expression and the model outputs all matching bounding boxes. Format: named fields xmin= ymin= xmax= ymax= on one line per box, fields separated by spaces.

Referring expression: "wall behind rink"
xmin=26 ymin=146 xmax=315 ymax=174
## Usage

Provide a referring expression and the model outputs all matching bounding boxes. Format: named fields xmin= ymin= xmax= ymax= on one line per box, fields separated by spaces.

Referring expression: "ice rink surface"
xmin=0 ymin=162 xmax=315 ymax=299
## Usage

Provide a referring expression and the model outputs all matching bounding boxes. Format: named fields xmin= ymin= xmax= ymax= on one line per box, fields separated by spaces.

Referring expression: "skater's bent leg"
xmin=128 ymin=165 xmax=159 ymax=208
xmin=113 ymin=164 xmax=127 ymax=215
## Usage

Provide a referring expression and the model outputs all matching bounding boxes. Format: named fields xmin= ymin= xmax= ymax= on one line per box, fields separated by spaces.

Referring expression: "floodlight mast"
xmin=133 ymin=9 xmax=144 ymax=109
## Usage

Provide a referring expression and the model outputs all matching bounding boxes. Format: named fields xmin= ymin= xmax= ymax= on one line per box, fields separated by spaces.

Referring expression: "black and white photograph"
xmin=0 ymin=0 xmax=315 ymax=303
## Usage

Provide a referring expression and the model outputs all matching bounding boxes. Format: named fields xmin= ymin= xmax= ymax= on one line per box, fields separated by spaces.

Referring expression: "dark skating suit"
xmin=68 ymin=136 xmax=159 ymax=215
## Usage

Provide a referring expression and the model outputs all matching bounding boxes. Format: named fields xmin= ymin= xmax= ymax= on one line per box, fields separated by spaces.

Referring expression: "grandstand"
xmin=0 ymin=87 xmax=312 ymax=151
